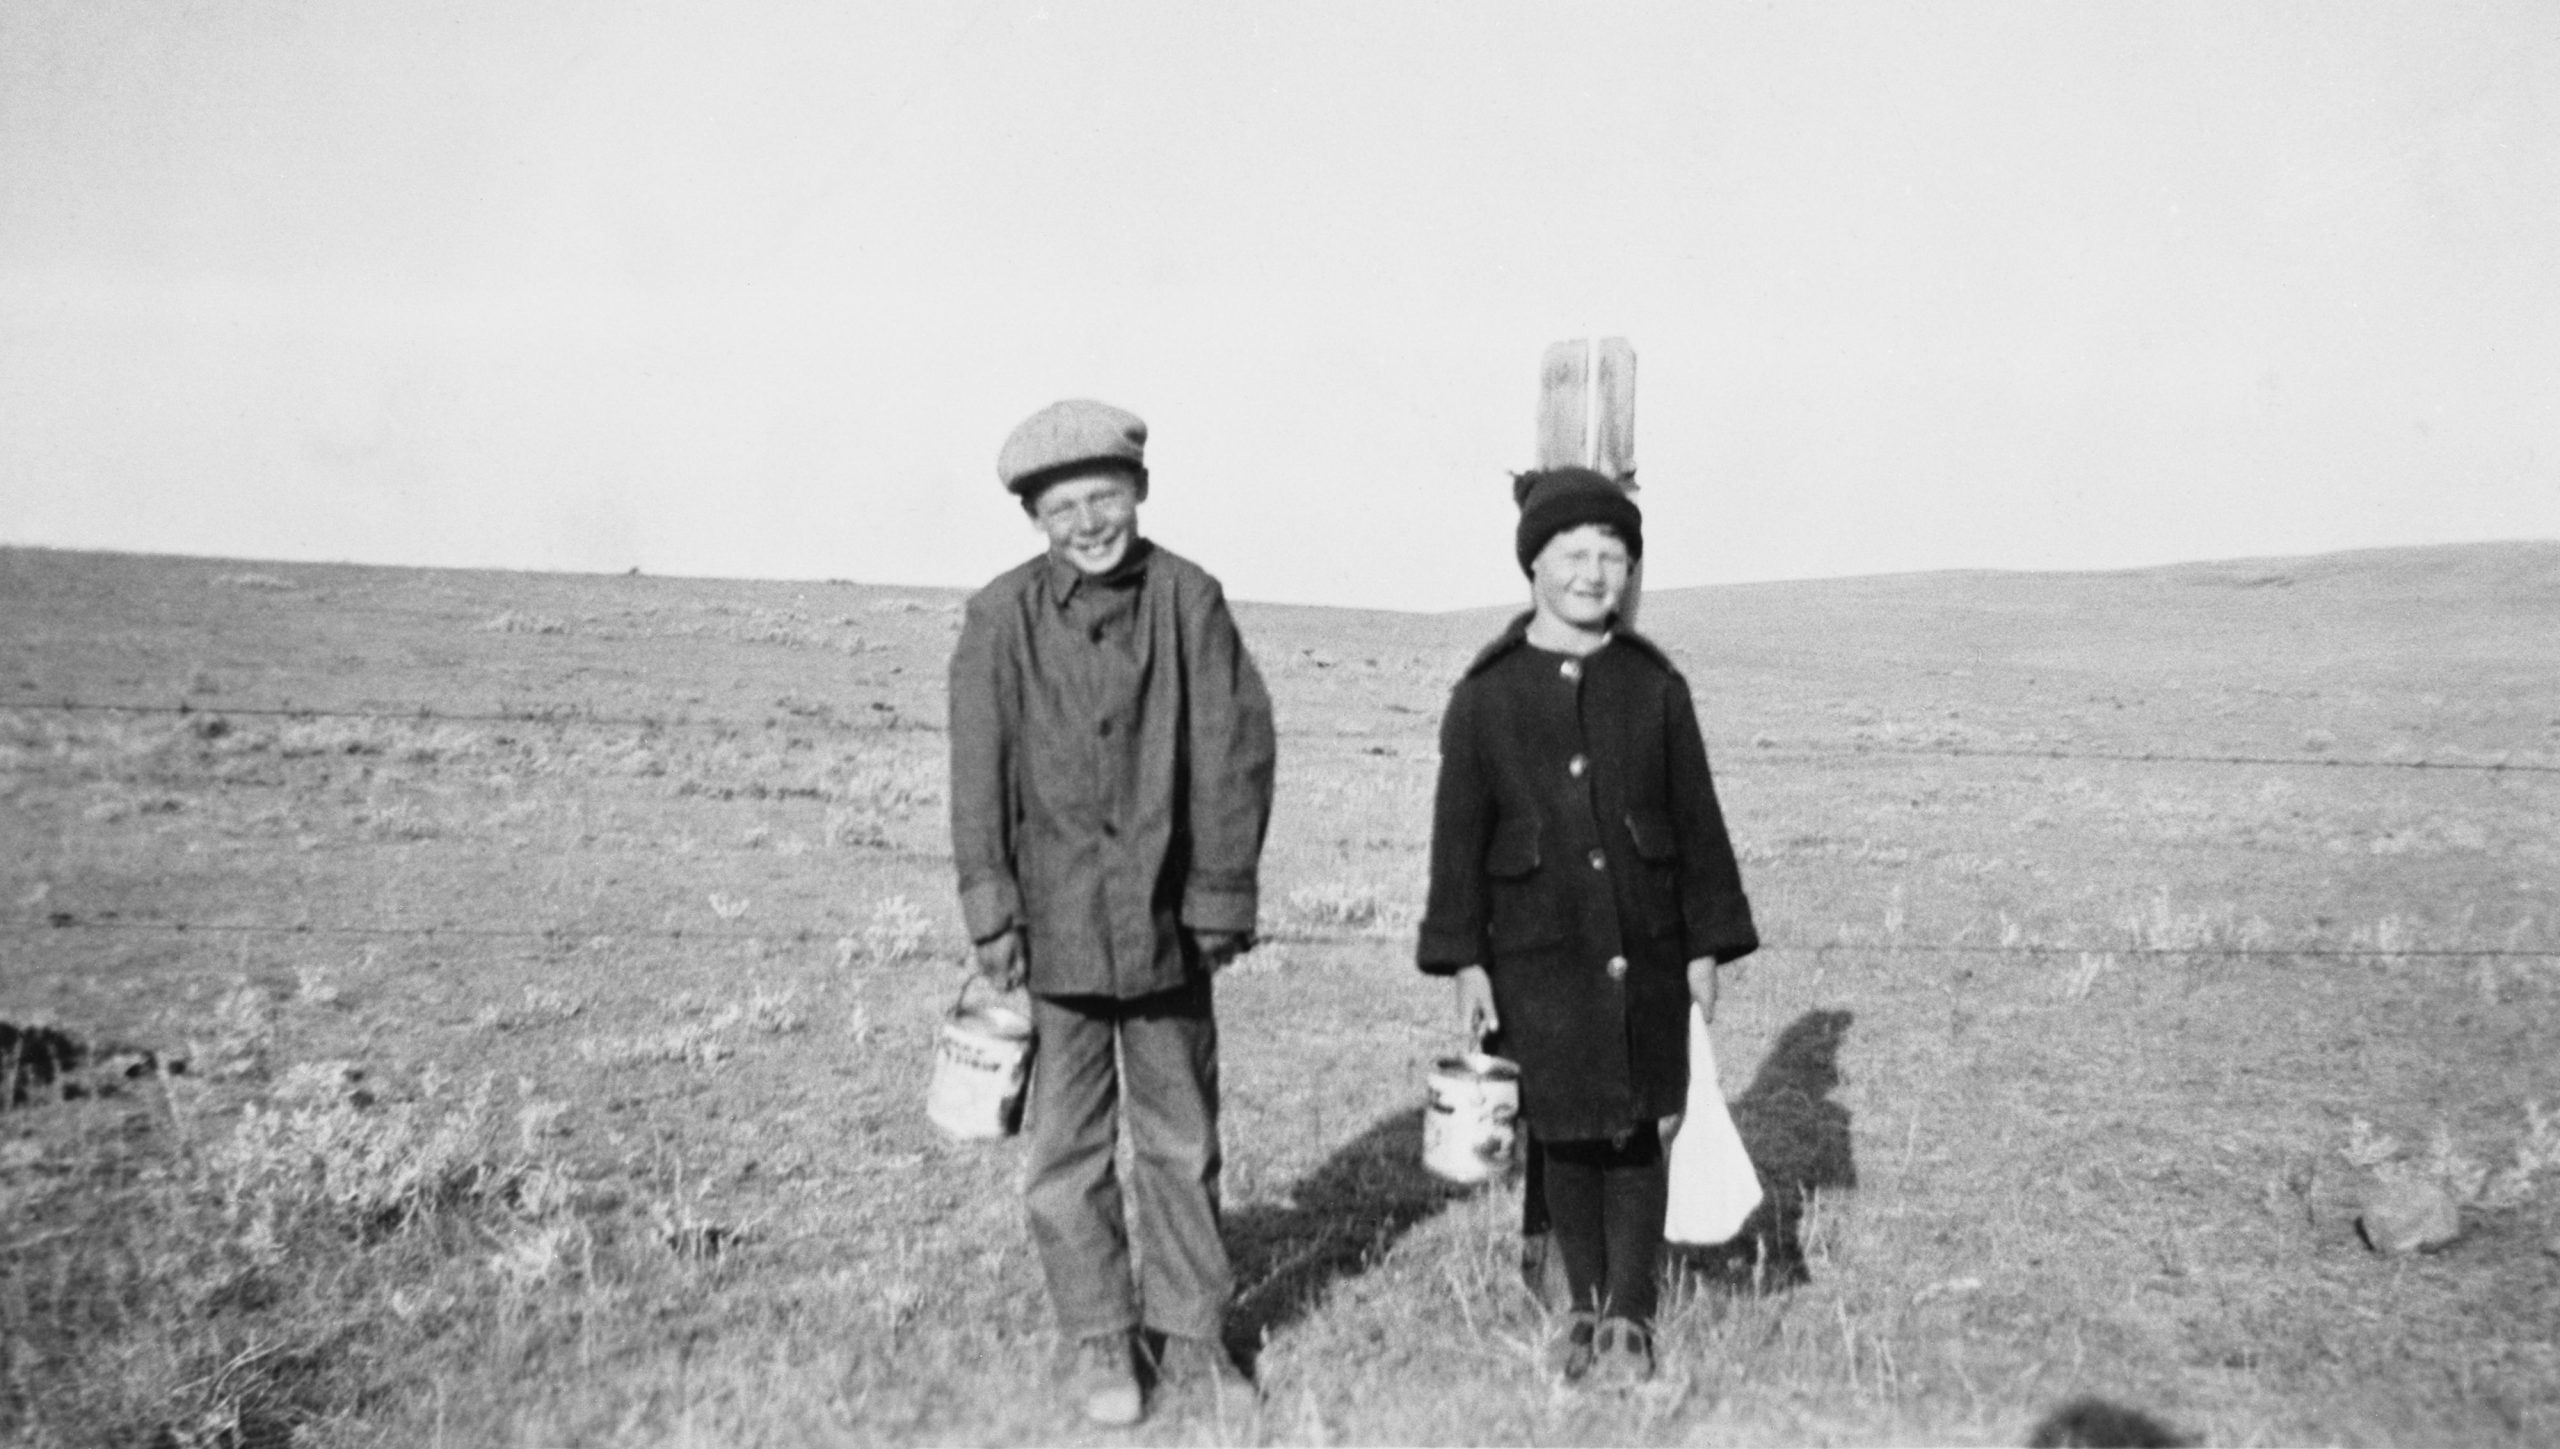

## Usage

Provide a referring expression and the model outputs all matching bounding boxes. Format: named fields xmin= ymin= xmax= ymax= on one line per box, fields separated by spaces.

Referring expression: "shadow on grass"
xmin=3 ymin=1021 xmax=183 ymax=1108
xmin=3 ymin=1020 xmax=90 ymax=1106
xmin=1671 ymin=1007 xmax=1857 ymax=1294
xmin=1220 ymin=1009 xmax=1857 ymax=1362
xmin=1223 ymin=1105 xmax=1469 ymax=1367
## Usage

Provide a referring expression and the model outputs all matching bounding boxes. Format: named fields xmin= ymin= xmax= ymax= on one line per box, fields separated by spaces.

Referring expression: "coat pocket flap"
xmin=1486 ymin=817 xmax=1543 ymax=878
xmin=1624 ymin=810 xmax=1680 ymax=862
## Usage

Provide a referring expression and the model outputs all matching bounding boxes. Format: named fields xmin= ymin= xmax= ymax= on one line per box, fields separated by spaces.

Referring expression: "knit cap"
xmin=1514 ymin=466 xmax=1643 ymax=575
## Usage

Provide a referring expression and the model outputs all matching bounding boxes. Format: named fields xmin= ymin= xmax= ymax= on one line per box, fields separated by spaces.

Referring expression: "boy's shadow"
xmin=1670 ymin=1008 xmax=1857 ymax=1293
xmin=1223 ymin=1105 xmax=1466 ymax=1367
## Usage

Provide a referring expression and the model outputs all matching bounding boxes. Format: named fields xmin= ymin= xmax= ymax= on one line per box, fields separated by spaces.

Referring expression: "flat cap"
xmin=997 ymin=399 xmax=1148 ymax=495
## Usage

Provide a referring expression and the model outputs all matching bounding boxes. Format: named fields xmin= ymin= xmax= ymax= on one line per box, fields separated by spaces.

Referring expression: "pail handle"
xmin=950 ymin=964 xmax=1024 ymax=1017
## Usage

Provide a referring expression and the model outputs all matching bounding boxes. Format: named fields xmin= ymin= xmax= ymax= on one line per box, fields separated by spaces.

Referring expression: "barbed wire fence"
xmin=12 ymin=696 xmax=2558 ymax=774
xmin=7 ymin=917 xmax=2557 ymax=963
xmin=7 ymin=693 xmax=2555 ymax=963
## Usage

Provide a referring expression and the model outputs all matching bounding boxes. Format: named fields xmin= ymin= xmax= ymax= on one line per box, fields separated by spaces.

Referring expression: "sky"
xmin=3 ymin=1 xmax=2555 ymax=610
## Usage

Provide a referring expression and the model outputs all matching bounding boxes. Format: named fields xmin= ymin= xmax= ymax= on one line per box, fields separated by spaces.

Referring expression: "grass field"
xmin=4 ymin=539 xmax=2557 ymax=1447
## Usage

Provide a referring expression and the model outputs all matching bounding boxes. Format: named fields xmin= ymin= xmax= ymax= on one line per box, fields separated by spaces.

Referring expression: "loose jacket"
xmin=948 ymin=541 xmax=1277 ymax=999
xmin=1418 ymin=615 xmax=1757 ymax=1140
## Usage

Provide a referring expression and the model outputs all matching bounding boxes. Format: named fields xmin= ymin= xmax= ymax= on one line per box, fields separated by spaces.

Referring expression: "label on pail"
xmin=927 ymin=1006 xmax=1034 ymax=1142
xmin=1422 ymin=1052 xmax=1520 ymax=1185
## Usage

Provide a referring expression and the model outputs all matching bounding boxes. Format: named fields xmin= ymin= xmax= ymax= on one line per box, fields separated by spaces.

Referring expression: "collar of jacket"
xmin=1041 ymin=535 xmax=1156 ymax=608
xmin=1460 ymin=608 xmax=1677 ymax=680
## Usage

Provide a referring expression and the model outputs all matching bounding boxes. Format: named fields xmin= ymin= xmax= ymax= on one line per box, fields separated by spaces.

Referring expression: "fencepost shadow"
xmin=1222 ymin=1104 xmax=1469 ymax=1368
xmin=1670 ymin=1007 xmax=1858 ymax=1295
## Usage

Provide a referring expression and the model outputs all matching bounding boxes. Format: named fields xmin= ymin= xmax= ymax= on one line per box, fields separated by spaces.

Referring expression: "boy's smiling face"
xmin=1529 ymin=523 xmax=1631 ymax=633
xmin=1029 ymin=469 xmax=1144 ymax=575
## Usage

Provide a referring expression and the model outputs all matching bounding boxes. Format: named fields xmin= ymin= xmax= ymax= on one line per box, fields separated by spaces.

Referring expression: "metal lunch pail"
xmin=1422 ymin=1049 xmax=1521 ymax=1184
xmin=926 ymin=976 xmax=1035 ymax=1142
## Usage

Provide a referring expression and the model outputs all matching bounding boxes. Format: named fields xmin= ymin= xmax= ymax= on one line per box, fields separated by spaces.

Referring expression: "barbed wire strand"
xmin=6 ymin=917 xmax=2556 ymax=960
xmin=13 ymin=699 xmax=915 ymax=733
xmin=12 ymin=698 xmax=2556 ymax=774
xmin=1747 ymin=743 xmax=2559 ymax=775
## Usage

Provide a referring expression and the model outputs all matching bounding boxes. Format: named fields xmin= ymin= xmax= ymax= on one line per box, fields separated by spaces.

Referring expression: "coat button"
xmin=1568 ymin=754 xmax=1587 ymax=778
xmin=1098 ymin=720 xmax=1113 ymax=737
xmin=1588 ymin=849 xmax=1606 ymax=871
xmin=1559 ymin=659 xmax=1581 ymax=681
xmin=1606 ymin=955 xmax=1628 ymax=980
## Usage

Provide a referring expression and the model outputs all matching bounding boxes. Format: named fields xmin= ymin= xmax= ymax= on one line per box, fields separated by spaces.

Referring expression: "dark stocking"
xmin=1539 ymin=1123 xmax=1667 ymax=1326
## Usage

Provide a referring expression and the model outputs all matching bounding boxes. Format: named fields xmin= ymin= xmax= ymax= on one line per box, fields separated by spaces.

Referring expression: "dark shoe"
xmin=1546 ymin=1310 xmax=1599 ymax=1383
xmin=1588 ymin=1317 xmax=1656 ymax=1389
xmin=1058 ymin=1332 xmax=1144 ymax=1427
xmin=1151 ymin=1333 xmax=1256 ymax=1410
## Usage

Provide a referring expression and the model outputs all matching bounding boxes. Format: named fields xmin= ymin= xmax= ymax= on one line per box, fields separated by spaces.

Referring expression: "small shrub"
xmin=575 ymin=1024 xmax=733 ymax=1070
xmin=293 ymin=964 xmax=344 ymax=1008
xmin=1276 ymin=883 xmax=1416 ymax=936
xmin=648 ymin=1197 xmax=748 ymax=1259
xmin=488 ymin=1219 xmax=589 ymax=1294
xmin=821 ymin=805 xmax=892 ymax=849
xmin=198 ymin=982 xmax=275 ymax=1080
xmin=212 ymin=1068 xmax=509 ymax=1233
xmin=744 ymin=982 xmax=807 ymax=1035
xmin=478 ymin=987 xmax=587 ymax=1033
xmin=2118 ymin=889 xmax=2273 ymax=957
xmin=524 ymin=986 xmax=585 ymax=1022
xmin=862 ymin=896 xmax=934 ymax=964
xmin=2342 ymin=1103 xmax=2558 ymax=1210
xmin=2062 ymin=952 xmax=2115 ymax=1000
xmin=353 ymin=800 xmax=437 ymax=841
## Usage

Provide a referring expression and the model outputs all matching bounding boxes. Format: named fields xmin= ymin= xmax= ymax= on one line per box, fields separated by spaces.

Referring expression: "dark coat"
xmin=1417 ymin=615 xmax=1757 ymax=1141
xmin=948 ymin=541 xmax=1277 ymax=999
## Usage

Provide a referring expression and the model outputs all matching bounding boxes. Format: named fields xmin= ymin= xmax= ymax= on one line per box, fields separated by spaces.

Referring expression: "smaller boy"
xmin=947 ymin=399 xmax=1277 ymax=1427
xmin=1417 ymin=467 xmax=1757 ymax=1386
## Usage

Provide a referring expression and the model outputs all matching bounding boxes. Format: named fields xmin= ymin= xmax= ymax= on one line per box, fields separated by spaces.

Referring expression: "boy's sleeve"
xmin=1666 ymin=682 xmax=1759 ymax=965
xmin=1416 ymin=686 xmax=1491 ymax=974
xmin=947 ymin=595 xmax=1021 ymax=944
xmin=1179 ymin=578 xmax=1276 ymax=936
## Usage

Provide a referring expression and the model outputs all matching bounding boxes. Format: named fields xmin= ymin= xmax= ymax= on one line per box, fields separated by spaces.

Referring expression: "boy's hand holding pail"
xmin=1451 ymin=964 xmax=1499 ymax=1040
xmin=925 ymin=970 xmax=1036 ymax=1142
xmin=1422 ymin=1031 xmax=1521 ymax=1187
xmin=972 ymin=929 xmax=1027 ymax=992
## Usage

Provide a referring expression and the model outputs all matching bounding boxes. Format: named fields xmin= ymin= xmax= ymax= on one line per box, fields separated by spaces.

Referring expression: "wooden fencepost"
xmin=1534 ymin=336 xmax=1642 ymax=624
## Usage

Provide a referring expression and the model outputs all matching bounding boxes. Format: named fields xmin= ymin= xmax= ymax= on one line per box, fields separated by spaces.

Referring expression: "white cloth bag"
xmin=1664 ymin=1002 xmax=1763 ymax=1245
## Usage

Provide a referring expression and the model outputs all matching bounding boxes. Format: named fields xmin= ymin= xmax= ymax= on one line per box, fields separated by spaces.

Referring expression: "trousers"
xmin=1024 ymin=974 xmax=1229 ymax=1341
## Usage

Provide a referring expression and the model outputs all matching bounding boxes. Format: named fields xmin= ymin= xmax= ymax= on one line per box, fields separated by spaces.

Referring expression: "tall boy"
xmin=947 ymin=399 xmax=1277 ymax=1427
